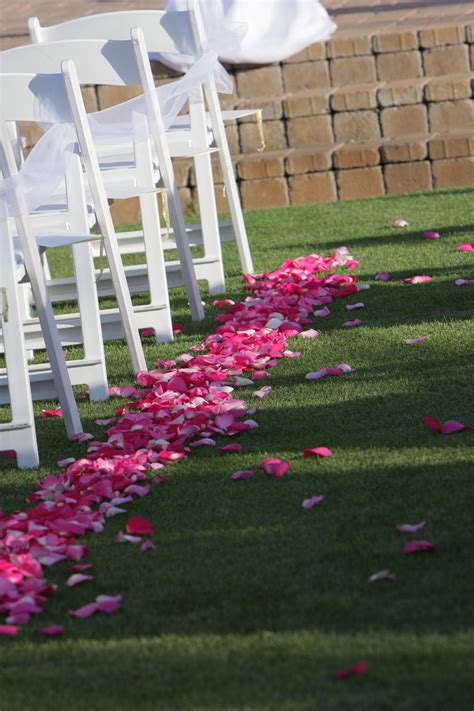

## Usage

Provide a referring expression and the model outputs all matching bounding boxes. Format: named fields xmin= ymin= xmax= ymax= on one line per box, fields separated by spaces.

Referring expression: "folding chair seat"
xmin=28 ymin=2 xmax=255 ymax=292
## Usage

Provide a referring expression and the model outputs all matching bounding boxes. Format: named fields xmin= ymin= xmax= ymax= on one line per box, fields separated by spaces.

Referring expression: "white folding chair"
xmin=0 ymin=218 xmax=39 ymax=468
xmin=28 ymin=2 xmax=255 ymax=287
xmin=1 ymin=35 xmax=205 ymax=328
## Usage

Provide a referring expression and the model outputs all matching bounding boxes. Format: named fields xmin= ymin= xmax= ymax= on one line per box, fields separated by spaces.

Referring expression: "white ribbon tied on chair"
xmin=160 ymin=0 xmax=337 ymax=70
xmin=0 ymin=50 xmax=233 ymax=222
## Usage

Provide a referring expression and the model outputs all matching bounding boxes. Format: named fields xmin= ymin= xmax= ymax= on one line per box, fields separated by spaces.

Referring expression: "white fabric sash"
xmin=0 ymin=50 xmax=231 ymax=222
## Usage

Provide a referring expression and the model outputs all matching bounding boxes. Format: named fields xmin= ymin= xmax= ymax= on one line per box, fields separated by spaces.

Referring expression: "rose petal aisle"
xmin=0 ymin=248 xmax=358 ymax=630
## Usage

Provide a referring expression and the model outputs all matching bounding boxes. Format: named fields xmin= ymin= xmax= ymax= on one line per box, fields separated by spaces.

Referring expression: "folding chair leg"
xmin=205 ymin=85 xmax=254 ymax=276
xmin=136 ymin=133 xmax=173 ymax=343
xmin=15 ymin=212 xmax=82 ymax=437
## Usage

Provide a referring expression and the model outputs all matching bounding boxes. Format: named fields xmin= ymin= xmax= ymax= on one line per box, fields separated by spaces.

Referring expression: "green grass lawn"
xmin=1 ymin=188 xmax=473 ymax=710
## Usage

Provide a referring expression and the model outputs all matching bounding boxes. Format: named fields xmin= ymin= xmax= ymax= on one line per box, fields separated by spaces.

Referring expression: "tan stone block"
xmin=384 ymin=161 xmax=432 ymax=195
xmin=283 ymin=89 xmax=332 ymax=118
xmin=82 ymin=87 xmax=98 ymax=113
xmin=225 ymin=124 xmax=240 ymax=155
xmin=97 ymin=85 xmax=142 ymax=109
xmin=419 ymin=25 xmax=466 ymax=48
xmin=467 ymin=25 xmax=474 ymax=43
xmin=287 ymin=115 xmax=334 ymax=147
xmin=331 ymin=84 xmax=379 ymax=112
xmin=150 ymin=60 xmax=181 ymax=79
xmin=337 ymin=167 xmax=385 ymax=200
xmin=423 ymin=45 xmax=470 ymax=76
xmin=470 ymin=44 xmax=474 ymax=71
xmin=234 ymin=97 xmax=283 ymax=122
xmin=178 ymin=187 xmax=194 ymax=215
xmin=381 ymin=136 xmax=429 ymax=163
xmin=282 ymin=61 xmax=330 ymax=92
xmin=330 ymin=56 xmax=377 ymax=87
xmin=376 ymin=51 xmax=423 ymax=81
xmin=235 ymin=66 xmax=283 ymax=98
xmin=425 ymin=76 xmax=472 ymax=102
xmin=429 ymin=133 xmax=474 ymax=160
xmin=432 ymin=157 xmax=474 ymax=188
xmin=289 ymin=172 xmax=337 ymax=205
xmin=334 ymin=143 xmax=381 ymax=169
xmin=327 ymin=35 xmax=371 ymax=58
xmin=284 ymin=48 xmax=310 ymax=64
xmin=307 ymin=43 xmax=327 ymax=61
xmin=17 ymin=122 xmax=44 ymax=148
xmin=111 ymin=197 xmax=141 ymax=226
xmin=373 ymin=30 xmax=418 ymax=54
xmin=285 ymin=145 xmax=336 ymax=174
xmin=193 ymin=184 xmax=227 ymax=215
xmin=380 ymin=105 xmax=428 ymax=138
xmin=239 ymin=120 xmax=287 ymax=152
xmin=377 ymin=78 xmax=426 ymax=107
xmin=240 ymin=178 xmax=289 ymax=210
xmin=333 ymin=110 xmax=381 ymax=142
xmin=237 ymin=150 xmax=289 ymax=180
xmin=428 ymin=100 xmax=474 ymax=132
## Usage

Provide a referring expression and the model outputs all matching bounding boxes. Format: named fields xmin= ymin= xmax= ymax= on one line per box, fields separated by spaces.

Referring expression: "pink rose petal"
xmin=252 ymin=386 xmax=272 ymax=398
xmin=341 ymin=319 xmax=362 ymax=328
xmin=140 ymin=327 xmax=156 ymax=338
xmin=404 ymin=539 xmax=437 ymax=555
xmin=304 ymin=447 xmax=332 ymax=458
xmin=346 ymin=303 xmax=364 ymax=311
xmin=369 ymin=570 xmax=397 ymax=582
xmin=218 ymin=443 xmax=242 ymax=453
xmin=57 ymin=457 xmax=76 ymax=468
xmin=40 ymin=625 xmax=65 ymax=637
xmin=126 ymin=516 xmax=156 ymax=536
xmin=457 ymin=242 xmax=474 ymax=252
xmin=115 ymin=532 xmax=142 ymax=544
xmin=314 ymin=306 xmax=331 ymax=317
xmin=172 ymin=322 xmax=184 ymax=335
xmin=392 ymin=219 xmax=409 ymax=227
xmin=375 ymin=272 xmax=390 ymax=281
xmin=423 ymin=416 xmax=470 ymax=434
xmin=0 ymin=625 xmax=19 ymax=636
xmin=41 ymin=407 xmax=62 ymax=418
xmin=395 ymin=521 xmax=426 ymax=534
xmin=455 ymin=279 xmax=474 ymax=286
xmin=68 ymin=602 xmax=98 ymax=619
xmin=335 ymin=660 xmax=368 ymax=679
xmin=423 ymin=231 xmax=440 ymax=240
xmin=140 ymin=539 xmax=156 ymax=552
xmin=299 ymin=329 xmax=320 ymax=339
xmin=404 ymin=337 xmax=426 ymax=345
xmin=404 ymin=275 xmax=432 ymax=284
xmin=302 ymin=495 xmax=324 ymax=510
xmin=68 ymin=563 xmax=93 ymax=572
xmin=1 ymin=449 xmax=16 ymax=459
xmin=66 ymin=573 xmax=93 ymax=587
xmin=230 ymin=470 xmax=255 ymax=481
xmin=259 ymin=457 xmax=290 ymax=478
xmin=190 ymin=437 xmax=216 ymax=447
xmin=96 ymin=594 xmax=122 ymax=614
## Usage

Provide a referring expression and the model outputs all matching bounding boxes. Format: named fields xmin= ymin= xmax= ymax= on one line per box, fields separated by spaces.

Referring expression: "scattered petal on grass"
xmin=342 ymin=319 xmax=362 ymax=328
xmin=259 ymin=457 xmax=290 ymax=477
xmin=140 ymin=539 xmax=156 ymax=552
xmin=126 ymin=517 xmax=156 ymax=536
xmin=375 ymin=272 xmax=391 ymax=281
xmin=346 ymin=303 xmax=364 ymax=311
xmin=69 ymin=432 xmax=94 ymax=443
xmin=68 ymin=563 xmax=93 ymax=572
xmin=314 ymin=306 xmax=331 ymax=317
xmin=253 ymin=386 xmax=272 ymax=399
xmin=357 ymin=284 xmax=371 ymax=291
xmin=299 ymin=328 xmax=320 ymax=338
xmin=455 ymin=278 xmax=474 ymax=286
xmin=40 ymin=625 xmax=64 ymax=637
xmin=213 ymin=299 xmax=235 ymax=307
xmin=423 ymin=231 xmax=440 ymax=240
xmin=172 ymin=323 xmax=184 ymax=334
xmin=1 ymin=450 xmax=16 ymax=459
xmin=457 ymin=242 xmax=474 ymax=251
xmin=392 ymin=219 xmax=409 ymax=227
xmin=41 ymin=408 xmax=62 ymax=418
xmin=96 ymin=595 xmax=122 ymax=614
xmin=302 ymin=495 xmax=324 ymax=510
xmin=0 ymin=625 xmax=19 ymax=636
xmin=404 ymin=540 xmax=437 ymax=555
xmin=395 ymin=521 xmax=426 ymax=534
xmin=57 ymin=457 xmax=76 ymax=468
xmin=304 ymin=447 xmax=332 ymax=458
xmin=151 ymin=473 xmax=171 ymax=485
xmin=423 ymin=416 xmax=470 ymax=434
xmin=369 ymin=570 xmax=397 ymax=582
xmin=404 ymin=337 xmax=426 ymax=345
xmin=218 ymin=443 xmax=242 ymax=453
xmin=140 ymin=327 xmax=155 ymax=338
xmin=230 ymin=470 xmax=255 ymax=481
xmin=190 ymin=438 xmax=216 ymax=447
xmin=95 ymin=418 xmax=116 ymax=427
xmin=306 ymin=364 xmax=355 ymax=380
xmin=66 ymin=573 xmax=93 ymax=587
xmin=115 ymin=532 xmax=142 ymax=544
xmin=335 ymin=660 xmax=368 ymax=680
xmin=404 ymin=275 xmax=432 ymax=284
xmin=68 ymin=603 xmax=98 ymax=619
